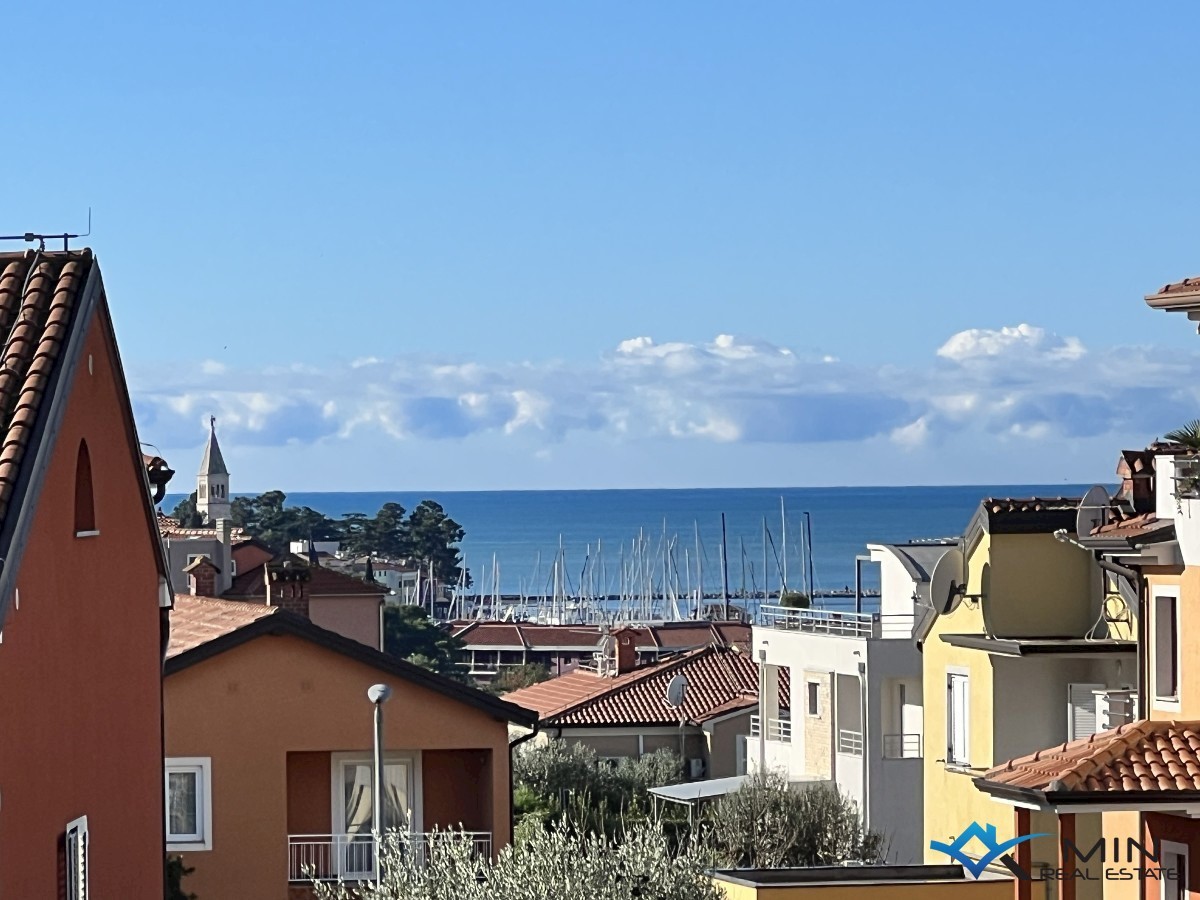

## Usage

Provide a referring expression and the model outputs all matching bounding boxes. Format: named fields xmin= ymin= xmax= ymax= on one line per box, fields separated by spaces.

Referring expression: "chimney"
xmin=266 ymin=557 xmax=312 ymax=619
xmin=613 ymin=627 xmax=639 ymax=675
xmin=185 ymin=557 xmax=219 ymax=598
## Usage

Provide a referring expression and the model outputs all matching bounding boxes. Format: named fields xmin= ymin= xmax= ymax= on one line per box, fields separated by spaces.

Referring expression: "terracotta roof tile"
xmin=502 ymin=644 xmax=762 ymax=727
xmin=1149 ymin=277 xmax=1200 ymax=299
xmin=220 ymin=554 xmax=385 ymax=599
xmin=981 ymin=720 xmax=1200 ymax=795
xmin=0 ymin=251 xmax=92 ymax=525
xmin=168 ymin=594 xmax=279 ymax=658
xmin=1090 ymin=511 xmax=1173 ymax=541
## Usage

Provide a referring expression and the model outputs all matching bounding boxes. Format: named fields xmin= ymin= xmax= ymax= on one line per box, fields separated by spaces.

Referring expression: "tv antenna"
xmin=0 ymin=209 xmax=92 ymax=251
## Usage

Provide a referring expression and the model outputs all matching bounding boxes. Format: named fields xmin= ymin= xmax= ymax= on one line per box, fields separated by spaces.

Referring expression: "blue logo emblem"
xmin=930 ymin=822 xmax=1050 ymax=879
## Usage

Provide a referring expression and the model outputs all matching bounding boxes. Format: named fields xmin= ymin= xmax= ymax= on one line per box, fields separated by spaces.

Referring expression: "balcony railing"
xmin=288 ymin=832 xmax=492 ymax=882
xmin=758 ymin=606 xmax=914 ymax=639
xmin=837 ymin=729 xmax=864 ymax=756
xmin=749 ymin=714 xmax=792 ymax=743
xmin=882 ymin=733 xmax=922 ymax=759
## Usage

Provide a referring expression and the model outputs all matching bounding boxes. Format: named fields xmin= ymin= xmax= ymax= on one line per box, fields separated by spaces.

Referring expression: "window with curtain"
xmin=165 ymin=758 xmax=211 ymax=849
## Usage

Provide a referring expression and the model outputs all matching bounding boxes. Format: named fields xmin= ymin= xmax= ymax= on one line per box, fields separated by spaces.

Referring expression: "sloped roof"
xmin=0 ymin=250 xmax=170 ymax=625
xmin=167 ymin=594 xmax=536 ymax=726
xmin=222 ymin=554 xmax=386 ymax=599
xmin=451 ymin=620 xmax=750 ymax=653
xmin=502 ymin=644 xmax=762 ymax=727
xmin=977 ymin=720 xmax=1200 ymax=799
xmin=169 ymin=594 xmax=279 ymax=657
xmin=198 ymin=420 xmax=228 ymax=476
xmin=1089 ymin=511 xmax=1174 ymax=542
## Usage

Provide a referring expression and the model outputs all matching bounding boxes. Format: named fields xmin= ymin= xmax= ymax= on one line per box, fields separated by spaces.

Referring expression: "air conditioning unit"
xmin=688 ymin=757 xmax=705 ymax=779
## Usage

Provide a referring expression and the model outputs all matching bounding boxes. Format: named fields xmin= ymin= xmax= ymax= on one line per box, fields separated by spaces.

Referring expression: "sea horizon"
xmin=161 ymin=483 xmax=1101 ymax=598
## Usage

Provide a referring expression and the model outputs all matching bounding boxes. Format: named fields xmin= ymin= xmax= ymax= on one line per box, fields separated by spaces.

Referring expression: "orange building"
xmin=0 ymin=249 xmax=174 ymax=898
xmin=164 ymin=595 xmax=537 ymax=900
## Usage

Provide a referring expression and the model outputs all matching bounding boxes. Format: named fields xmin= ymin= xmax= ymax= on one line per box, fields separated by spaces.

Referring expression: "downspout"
xmin=507 ymin=720 xmax=541 ymax=848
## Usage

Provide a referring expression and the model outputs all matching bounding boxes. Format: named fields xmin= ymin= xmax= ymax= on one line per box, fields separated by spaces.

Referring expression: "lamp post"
xmin=367 ymin=683 xmax=392 ymax=884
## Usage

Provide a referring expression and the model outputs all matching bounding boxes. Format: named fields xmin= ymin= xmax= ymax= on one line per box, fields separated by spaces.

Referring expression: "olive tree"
xmin=310 ymin=821 xmax=721 ymax=900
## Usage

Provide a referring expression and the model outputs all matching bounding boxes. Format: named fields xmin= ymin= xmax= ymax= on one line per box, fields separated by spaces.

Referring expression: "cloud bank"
xmin=132 ymin=325 xmax=1196 ymax=465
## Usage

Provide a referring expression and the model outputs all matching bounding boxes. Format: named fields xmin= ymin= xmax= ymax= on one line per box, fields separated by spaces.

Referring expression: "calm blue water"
xmin=162 ymin=485 xmax=1093 ymax=600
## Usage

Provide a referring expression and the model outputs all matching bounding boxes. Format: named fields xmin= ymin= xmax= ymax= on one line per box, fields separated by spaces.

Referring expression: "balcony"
xmin=288 ymin=832 xmax=492 ymax=882
xmin=749 ymin=714 xmax=792 ymax=743
xmin=758 ymin=605 xmax=914 ymax=639
xmin=881 ymin=733 xmax=922 ymax=759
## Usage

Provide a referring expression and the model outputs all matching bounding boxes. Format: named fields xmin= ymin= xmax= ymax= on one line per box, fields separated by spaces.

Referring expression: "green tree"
xmin=164 ymin=854 xmax=197 ymax=900
xmin=311 ymin=820 xmax=721 ymax=900
xmin=229 ymin=490 xmax=340 ymax=551
xmin=383 ymin=606 xmax=464 ymax=677
xmin=405 ymin=500 xmax=467 ymax=586
xmin=485 ymin=663 xmax=551 ymax=695
xmin=703 ymin=773 xmax=883 ymax=868
xmin=170 ymin=492 xmax=203 ymax=528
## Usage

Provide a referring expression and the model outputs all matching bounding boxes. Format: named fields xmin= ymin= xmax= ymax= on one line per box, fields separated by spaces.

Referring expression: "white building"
xmin=746 ymin=539 xmax=955 ymax=864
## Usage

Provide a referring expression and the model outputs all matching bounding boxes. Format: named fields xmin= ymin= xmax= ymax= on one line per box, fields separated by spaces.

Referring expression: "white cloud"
xmin=937 ymin=323 xmax=1086 ymax=363
xmin=129 ymin=326 xmax=1194 ymax=464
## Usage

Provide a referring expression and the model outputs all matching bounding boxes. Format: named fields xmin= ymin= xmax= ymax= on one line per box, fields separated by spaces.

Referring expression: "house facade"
xmin=165 ymin=595 xmax=536 ymax=900
xmin=748 ymin=540 xmax=946 ymax=862
xmin=920 ymin=496 xmax=1137 ymax=883
xmin=503 ymin=635 xmax=759 ymax=780
xmin=0 ymin=250 xmax=174 ymax=898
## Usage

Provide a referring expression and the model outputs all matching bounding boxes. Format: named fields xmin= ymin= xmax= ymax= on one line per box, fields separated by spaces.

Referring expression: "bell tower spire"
xmin=196 ymin=416 xmax=231 ymax=524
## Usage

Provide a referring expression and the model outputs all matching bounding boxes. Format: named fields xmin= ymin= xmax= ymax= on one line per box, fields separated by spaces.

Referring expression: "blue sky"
xmin=7 ymin=2 xmax=1200 ymax=490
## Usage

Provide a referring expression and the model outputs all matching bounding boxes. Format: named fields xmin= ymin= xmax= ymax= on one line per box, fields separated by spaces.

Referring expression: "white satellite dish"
xmin=596 ymin=634 xmax=616 ymax=656
xmin=665 ymin=674 xmax=688 ymax=708
xmin=1076 ymin=485 xmax=1110 ymax=538
xmin=929 ymin=546 xmax=966 ymax=615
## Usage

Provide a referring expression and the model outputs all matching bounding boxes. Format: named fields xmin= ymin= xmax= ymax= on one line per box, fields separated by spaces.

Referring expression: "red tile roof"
xmin=984 ymin=497 xmax=1081 ymax=514
xmin=502 ymin=644 xmax=760 ymax=727
xmin=1090 ymin=511 xmax=1173 ymax=541
xmin=222 ymin=554 xmax=385 ymax=599
xmin=451 ymin=620 xmax=750 ymax=652
xmin=0 ymin=252 xmax=91 ymax=523
xmin=168 ymin=594 xmax=279 ymax=658
xmin=1148 ymin=277 xmax=1200 ymax=299
xmin=980 ymin=720 xmax=1200 ymax=795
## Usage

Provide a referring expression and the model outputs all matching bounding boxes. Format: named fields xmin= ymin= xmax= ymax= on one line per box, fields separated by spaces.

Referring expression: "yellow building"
xmin=920 ymin=495 xmax=1137 ymax=895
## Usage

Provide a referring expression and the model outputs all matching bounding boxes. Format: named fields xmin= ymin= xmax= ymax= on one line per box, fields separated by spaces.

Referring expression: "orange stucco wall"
xmin=165 ymin=632 xmax=514 ymax=900
xmin=308 ymin=595 xmax=381 ymax=649
xmin=0 ymin=308 xmax=165 ymax=899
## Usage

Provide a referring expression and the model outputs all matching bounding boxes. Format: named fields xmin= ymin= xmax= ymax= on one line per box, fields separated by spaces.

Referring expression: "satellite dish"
xmin=665 ymin=674 xmax=688 ymax=708
xmin=929 ymin=546 xmax=966 ymax=615
xmin=1076 ymin=485 xmax=1110 ymax=538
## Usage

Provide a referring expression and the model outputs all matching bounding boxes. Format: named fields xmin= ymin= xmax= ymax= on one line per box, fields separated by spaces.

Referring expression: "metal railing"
xmin=749 ymin=714 xmax=792 ymax=743
xmin=882 ymin=733 xmax=922 ymax=759
xmin=837 ymin=729 xmax=864 ymax=756
xmin=288 ymin=832 xmax=492 ymax=882
xmin=758 ymin=606 xmax=914 ymax=639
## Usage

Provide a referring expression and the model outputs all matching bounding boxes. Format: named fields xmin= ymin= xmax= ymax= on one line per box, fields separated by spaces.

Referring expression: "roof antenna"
xmin=0 ymin=208 xmax=92 ymax=251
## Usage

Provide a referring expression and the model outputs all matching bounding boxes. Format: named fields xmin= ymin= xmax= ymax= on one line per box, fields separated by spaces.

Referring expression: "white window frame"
xmin=1161 ymin=839 xmax=1188 ymax=900
xmin=806 ymin=681 xmax=821 ymax=717
xmin=65 ymin=815 xmax=88 ymax=900
xmin=166 ymin=757 xmax=213 ymax=851
xmin=1154 ymin=587 xmax=1182 ymax=712
xmin=946 ymin=668 xmax=970 ymax=768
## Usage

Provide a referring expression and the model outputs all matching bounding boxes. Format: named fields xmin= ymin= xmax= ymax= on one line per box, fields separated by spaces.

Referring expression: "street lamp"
xmin=367 ymin=683 xmax=392 ymax=884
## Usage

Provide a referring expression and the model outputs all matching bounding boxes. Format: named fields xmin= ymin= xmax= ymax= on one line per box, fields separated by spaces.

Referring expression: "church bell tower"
xmin=197 ymin=416 xmax=230 ymax=524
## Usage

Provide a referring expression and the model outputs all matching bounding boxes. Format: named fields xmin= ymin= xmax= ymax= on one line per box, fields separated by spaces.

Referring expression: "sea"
xmin=163 ymin=485 xmax=1094 ymax=605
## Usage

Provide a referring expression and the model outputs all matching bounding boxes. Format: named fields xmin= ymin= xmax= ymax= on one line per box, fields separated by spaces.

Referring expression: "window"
xmin=331 ymin=752 xmax=418 ymax=879
xmin=230 ymin=559 xmax=237 ymax=576
xmin=806 ymin=681 xmax=821 ymax=717
xmin=73 ymin=440 xmax=96 ymax=536
xmin=199 ymin=483 xmax=206 ymax=499
xmin=1067 ymin=683 xmax=1105 ymax=740
xmin=1155 ymin=594 xmax=1180 ymax=702
xmin=64 ymin=815 xmax=88 ymax=900
xmin=166 ymin=758 xmax=212 ymax=850
xmin=947 ymin=672 xmax=970 ymax=766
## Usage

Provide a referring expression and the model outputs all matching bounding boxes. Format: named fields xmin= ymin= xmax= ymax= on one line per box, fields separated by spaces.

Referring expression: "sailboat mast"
xmin=720 ymin=512 xmax=730 ymax=620
xmin=804 ymin=512 xmax=814 ymax=603
xmin=781 ymin=496 xmax=788 ymax=593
